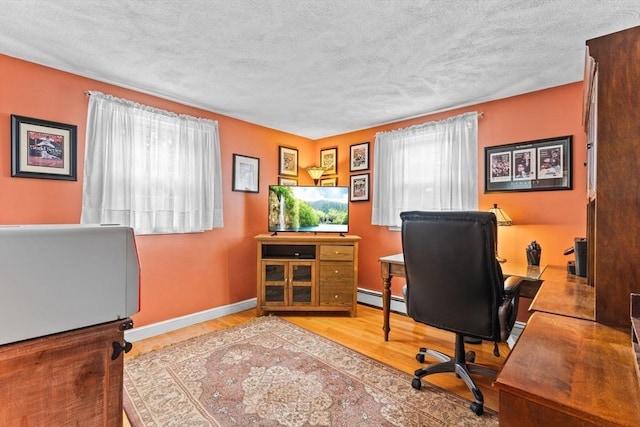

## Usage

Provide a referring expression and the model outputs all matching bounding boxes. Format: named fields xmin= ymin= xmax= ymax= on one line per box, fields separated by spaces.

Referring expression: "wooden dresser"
xmin=0 ymin=319 xmax=131 ymax=426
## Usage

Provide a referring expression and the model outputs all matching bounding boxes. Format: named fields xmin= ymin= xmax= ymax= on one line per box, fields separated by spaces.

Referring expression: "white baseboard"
xmin=124 ymin=298 xmax=257 ymax=342
xmin=125 ymin=289 xmax=391 ymax=342
xmin=357 ymin=288 xmax=407 ymax=314
xmin=125 ymin=290 xmax=526 ymax=347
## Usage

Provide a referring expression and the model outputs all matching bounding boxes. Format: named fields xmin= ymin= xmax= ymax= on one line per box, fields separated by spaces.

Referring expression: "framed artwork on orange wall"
xmin=484 ymin=135 xmax=572 ymax=193
xmin=11 ymin=114 xmax=77 ymax=181
xmin=320 ymin=147 xmax=337 ymax=175
xmin=278 ymin=145 xmax=298 ymax=177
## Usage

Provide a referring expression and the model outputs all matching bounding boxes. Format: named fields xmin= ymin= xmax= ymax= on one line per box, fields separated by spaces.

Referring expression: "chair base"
xmin=412 ymin=334 xmax=497 ymax=416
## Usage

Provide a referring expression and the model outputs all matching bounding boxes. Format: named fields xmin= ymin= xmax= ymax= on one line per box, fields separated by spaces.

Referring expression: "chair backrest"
xmin=401 ymin=210 xmax=505 ymax=341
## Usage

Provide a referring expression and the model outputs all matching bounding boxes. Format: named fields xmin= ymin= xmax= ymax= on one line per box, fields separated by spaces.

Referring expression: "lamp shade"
xmin=306 ymin=166 xmax=326 ymax=184
xmin=489 ymin=203 xmax=513 ymax=226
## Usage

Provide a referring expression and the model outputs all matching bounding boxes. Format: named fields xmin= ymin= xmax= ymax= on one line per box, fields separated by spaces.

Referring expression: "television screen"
xmin=268 ymin=185 xmax=349 ymax=234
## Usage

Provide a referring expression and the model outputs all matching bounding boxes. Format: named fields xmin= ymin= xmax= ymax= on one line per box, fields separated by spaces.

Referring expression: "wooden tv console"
xmin=255 ymin=234 xmax=360 ymax=317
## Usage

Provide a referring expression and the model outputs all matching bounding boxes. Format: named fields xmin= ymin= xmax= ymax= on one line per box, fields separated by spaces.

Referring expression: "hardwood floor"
xmin=123 ymin=304 xmax=510 ymax=425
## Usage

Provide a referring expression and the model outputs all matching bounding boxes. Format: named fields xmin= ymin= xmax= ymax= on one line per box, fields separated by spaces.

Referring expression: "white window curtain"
xmin=371 ymin=112 xmax=478 ymax=227
xmin=81 ymin=91 xmax=223 ymax=235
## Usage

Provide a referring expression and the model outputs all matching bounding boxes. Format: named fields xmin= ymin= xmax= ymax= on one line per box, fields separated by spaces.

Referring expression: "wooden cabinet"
xmin=585 ymin=25 xmax=640 ymax=327
xmin=0 ymin=318 xmax=132 ymax=426
xmin=256 ymin=234 xmax=360 ymax=316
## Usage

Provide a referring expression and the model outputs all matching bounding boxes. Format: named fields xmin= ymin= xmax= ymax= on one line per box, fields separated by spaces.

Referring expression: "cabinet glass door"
xmin=289 ymin=262 xmax=314 ymax=305
xmin=263 ymin=262 xmax=286 ymax=305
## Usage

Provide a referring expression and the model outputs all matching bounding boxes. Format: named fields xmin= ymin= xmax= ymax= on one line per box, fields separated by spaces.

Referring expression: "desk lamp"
xmin=489 ymin=203 xmax=512 ymax=263
xmin=306 ymin=166 xmax=326 ymax=186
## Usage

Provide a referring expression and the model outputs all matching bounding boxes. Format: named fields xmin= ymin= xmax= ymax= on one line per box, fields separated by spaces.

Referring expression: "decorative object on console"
xmin=489 ymin=203 xmax=512 ymax=262
xmin=484 ymin=135 xmax=572 ymax=193
xmin=349 ymin=141 xmax=369 ymax=172
xmin=320 ymin=147 xmax=338 ymax=175
xmin=11 ymin=114 xmax=78 ymax=181
xmin=278 ymin=145 xmax=298 ymax=177
xmin=526 ymin=241 xmax=541 ymax=266
xmin=306 ymin=166 xmax=326 ymax=185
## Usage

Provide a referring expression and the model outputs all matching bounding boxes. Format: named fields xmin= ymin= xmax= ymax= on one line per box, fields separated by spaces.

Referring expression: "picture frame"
xmin=320 ymin=147 xmax=338 ymax=175
xmin=11 ymin=114 xmax=77 ymax=181
xmin=349 ymin=142 xmax=369 ymax=172
xmin=232 ymin=153 xmax=260 ymax=193
xmin=278 ymin=146 xmax=298 ymax=177
xmin=278 ymin=177 xmax=297 ymax=186
xmin=484 ymin=135 xmax=572 ymax=193
xmin=350 ymin=173 xmax=370 ymax=202
xmin=320 ymin=177 xmax=337 ymax=187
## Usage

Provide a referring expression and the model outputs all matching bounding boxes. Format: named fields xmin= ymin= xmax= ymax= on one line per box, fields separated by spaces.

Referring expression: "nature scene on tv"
xmin=268 ymin=186 xmax=349 ymax=233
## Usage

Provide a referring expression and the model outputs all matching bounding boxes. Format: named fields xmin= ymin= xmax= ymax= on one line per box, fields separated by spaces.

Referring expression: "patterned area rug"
xmin=123 ymin=316 xmax=497 ymax=426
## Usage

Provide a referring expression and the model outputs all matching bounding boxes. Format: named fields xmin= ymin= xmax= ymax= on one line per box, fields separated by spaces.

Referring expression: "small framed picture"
xmin=350 ymin=142 xmax=369 ymax=172
xmin=232 ymin=153 xmax=259 ymax=193
xmin=11 ymin=114 xmax=77 ymax=181
xmin=320 ymin=177 xmax=337 ymax=187
xmin=350 ymin=173 xmax=369 ymax=202
xmin=278 ymin=146 xmax=298 ymax=177
xmin=320 ymin=147 xmax=338 ymax=175
xmin=278 ymin=177 xmax=297 ymax=186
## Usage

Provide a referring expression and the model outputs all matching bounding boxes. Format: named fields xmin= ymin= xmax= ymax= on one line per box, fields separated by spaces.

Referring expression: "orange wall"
xmin=0 ymin=54 xmax=313 ymax=327
xmin=0 ymin=54 xmax=587 ymax=326
xmin=316 ymin=83 xmax=587 ymax=297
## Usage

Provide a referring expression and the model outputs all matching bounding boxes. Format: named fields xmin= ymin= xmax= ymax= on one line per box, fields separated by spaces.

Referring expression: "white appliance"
xmin=0 ymin=224 xmax=140 ymax=345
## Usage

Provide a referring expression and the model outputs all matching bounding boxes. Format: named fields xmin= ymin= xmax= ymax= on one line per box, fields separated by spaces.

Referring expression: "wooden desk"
xmin=378 ymin=253 xmax=546 ymax=341
xmin=494 ymin=311 xmax=640 ymax=426
xmin=529 ymin=265 xmax=594 ymax=320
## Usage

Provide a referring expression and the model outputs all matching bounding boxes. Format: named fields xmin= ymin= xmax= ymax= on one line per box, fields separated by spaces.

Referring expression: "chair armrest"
xmin=503 ymin=275 xmax=523 ymax=297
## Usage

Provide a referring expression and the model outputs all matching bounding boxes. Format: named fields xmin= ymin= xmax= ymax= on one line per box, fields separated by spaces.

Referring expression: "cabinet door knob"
xmin=334 ymin=294 xmax=339 ymax=298
xmin=334 ymin=270 xmax=339 ymax=274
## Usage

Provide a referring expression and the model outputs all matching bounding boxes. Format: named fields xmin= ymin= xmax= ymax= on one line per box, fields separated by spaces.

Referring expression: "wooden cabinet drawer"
xmin=319 ymin=262 xmax=354 ymax=281
xmin=319 ymin=281 xmax=354 ymax=306
xmin=319 ymin=245 xmax=354 ymax=261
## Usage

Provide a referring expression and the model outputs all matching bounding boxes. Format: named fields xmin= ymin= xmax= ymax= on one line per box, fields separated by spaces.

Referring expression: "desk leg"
xmin=382 ymin=275 xmax=392 ymax=341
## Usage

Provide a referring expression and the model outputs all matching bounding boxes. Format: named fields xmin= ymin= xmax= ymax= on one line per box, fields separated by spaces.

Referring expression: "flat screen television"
xmin=268 ymin=185 xmax=349 ymax=234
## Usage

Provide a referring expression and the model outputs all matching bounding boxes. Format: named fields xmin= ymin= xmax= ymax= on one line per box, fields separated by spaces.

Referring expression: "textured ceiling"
xmin=0 ymin=1 xmax=638 ymax=139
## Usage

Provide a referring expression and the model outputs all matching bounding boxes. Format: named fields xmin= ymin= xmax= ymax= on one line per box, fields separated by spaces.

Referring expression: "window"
xmin=81 ymin=91 xmax=223 ymax=234
xmin=371 ymin=112 xmax=478 ymax=227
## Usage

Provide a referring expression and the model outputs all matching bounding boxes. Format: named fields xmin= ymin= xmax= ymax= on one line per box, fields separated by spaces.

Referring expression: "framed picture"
xmin=350 ymin=142 xmax=369 ymax=172
xmin=278 ymin=146 xmax=298 ymax=177
xmin=278 ymin=177 xmax=297 ymax=186
xmin=232 ymin=153 xmax=259 ymax=193
xmin=320 ymin=177 xmax=337 ymax=186
xmin=350 ymin=173 xmax=370 ymax=202
xmin=11 ymin=114 xmax=77 ymax=181
xmin=485 ymin=135 xmax=572 ymax=193
xmin=320 ymin=147 xmax=338 ymax=175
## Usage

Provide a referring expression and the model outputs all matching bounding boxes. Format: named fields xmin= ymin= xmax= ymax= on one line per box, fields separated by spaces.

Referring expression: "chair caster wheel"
xmin=470 ymin=402 xmax=484 ymax=415
xmin=411 ymin=378 xmax=422 ymax=390
xmin=416 ymin=353 xmax=425 ymax=363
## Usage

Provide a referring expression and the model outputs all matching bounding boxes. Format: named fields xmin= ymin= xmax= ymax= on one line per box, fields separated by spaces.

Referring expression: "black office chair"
xmin=400 ymin=210 xmax=522 ymax=415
